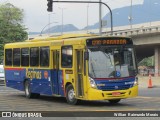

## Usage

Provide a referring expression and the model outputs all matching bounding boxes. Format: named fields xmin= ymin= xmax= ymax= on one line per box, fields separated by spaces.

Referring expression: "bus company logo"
xmin=97 ymin=84 xmax=105 ymax=87
xmin=115 ymin=86 xmax=119 ymax=89
xmin=26 ymin=70 xmax=42 ymax=80
xmin=44 ymin=71 xmax=49 ymax=79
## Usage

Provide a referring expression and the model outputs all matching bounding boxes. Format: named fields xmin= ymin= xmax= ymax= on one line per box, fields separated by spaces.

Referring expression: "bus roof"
xmin=26 ymin=33 xmax=97 ymax=42
xmin=4 ymin=34 xmax=132 ymax=48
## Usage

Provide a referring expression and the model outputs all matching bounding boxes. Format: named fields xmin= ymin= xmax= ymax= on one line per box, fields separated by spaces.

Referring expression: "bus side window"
xmin=30 ymin=47 xmax=39 ymax=66
xmin=40 ymin=47 xmax=49 ymax=67
xmin=13 ymin=48 xmax=20 ymax=66
xmin=5 ymin=49 xmax=12 ymax=66
xmin=21 ymin=48 xmax=29 ymax=66
xmin=61 ymin=46 xmax=72 ymax=68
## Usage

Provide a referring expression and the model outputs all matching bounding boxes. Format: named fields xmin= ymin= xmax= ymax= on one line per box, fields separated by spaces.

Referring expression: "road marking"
xmin=138 ymin=96 xmax=160 ymax=99
xmin=137 ymin=96 xmax=154 ymax=99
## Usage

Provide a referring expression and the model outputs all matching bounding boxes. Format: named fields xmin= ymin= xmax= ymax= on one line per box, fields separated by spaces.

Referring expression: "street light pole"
xmin=48 ymin=14 xmax=51 ymax=34
xmin=48 ymin=13 xmax=55 ymax=35
xmin=39 ymin=21 xmax=58 ymax=36
xmin=59 ymin=7 xmax=66 ymax=35
xmin=49 ymin=1 xmax=113 ymax=35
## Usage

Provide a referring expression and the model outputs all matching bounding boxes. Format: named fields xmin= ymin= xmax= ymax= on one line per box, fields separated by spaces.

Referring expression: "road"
xmin=0 ymin=85 xmax=160 ymax=112
xmin=0 ymin=78 xmax=160 ymax=120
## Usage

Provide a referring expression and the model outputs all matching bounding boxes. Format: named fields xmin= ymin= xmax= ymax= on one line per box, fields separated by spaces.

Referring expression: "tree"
xmin=138 ymin=56 xmax=154 ymax=67
xmin=0 ymin=3 xmax=28 ymax=63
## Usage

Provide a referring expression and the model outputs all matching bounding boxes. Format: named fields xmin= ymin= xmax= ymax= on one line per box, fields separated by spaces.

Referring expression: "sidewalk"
xmin=138 ymin=76 xmax=160 ymax=88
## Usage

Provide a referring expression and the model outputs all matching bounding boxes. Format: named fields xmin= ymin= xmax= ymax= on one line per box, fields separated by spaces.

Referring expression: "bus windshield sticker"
xmin=65 ymin=70 xmax=73 ymax=74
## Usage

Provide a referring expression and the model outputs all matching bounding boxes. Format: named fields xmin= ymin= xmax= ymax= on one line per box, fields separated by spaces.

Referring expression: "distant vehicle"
xmin=0 ymin=65 xmax=4 ymax=85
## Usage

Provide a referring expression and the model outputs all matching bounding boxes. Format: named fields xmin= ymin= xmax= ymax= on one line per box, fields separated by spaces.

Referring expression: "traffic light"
xmin=47 ymin=0 xmax=53 ymax=12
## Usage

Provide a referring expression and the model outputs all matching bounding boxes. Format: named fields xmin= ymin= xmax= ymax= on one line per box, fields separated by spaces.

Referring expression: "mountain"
xmin=83 ymin=0 xmax=160 ymax=29
xmin=29 ymin=32 xmax=40 ymax=35
xmin=30 ymin=0 xmax=160 ymax=34
xmin=43 ymin=24 xmax=79 ymax=33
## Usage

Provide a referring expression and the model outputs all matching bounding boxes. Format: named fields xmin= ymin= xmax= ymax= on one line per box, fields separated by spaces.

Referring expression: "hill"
xmin=83 ymin=0 xmax=160 ymax=29
xmin=43 ymin=24 xmax=79 ymax=33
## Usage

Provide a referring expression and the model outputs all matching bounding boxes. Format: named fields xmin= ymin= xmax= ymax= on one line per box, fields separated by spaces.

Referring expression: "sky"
xmin=0 ymin=0 xmax=144 ymax=32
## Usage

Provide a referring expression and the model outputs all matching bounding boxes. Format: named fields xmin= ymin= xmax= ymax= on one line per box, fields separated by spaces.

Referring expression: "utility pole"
xmin=86 ymin=3 xmax=89 ymax=33
xmin=149 ymin=0 xmax=151 ymax=27
xmin=129 ymin=0 xmax=132 ymax=30
xmin=99 ymin=0 xmax=102 ymax=35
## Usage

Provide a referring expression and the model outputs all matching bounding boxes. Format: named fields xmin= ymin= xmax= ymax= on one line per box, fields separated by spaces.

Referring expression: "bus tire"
xmin=66 ymin=84 xmax=77 ymax=105
xmin=108 ymin=99 xmax=121 ymax=104
xmin=34 ymin=93 xmax=40 ymax=98
xmin=24 ymin=80 xmax=35 ymax=98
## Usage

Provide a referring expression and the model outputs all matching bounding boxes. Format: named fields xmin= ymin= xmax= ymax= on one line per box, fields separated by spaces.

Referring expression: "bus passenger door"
xmin=52 ymin=50 xmax=60 ymax=95
xmin=76 ymin=50 xmax=84 ymax=97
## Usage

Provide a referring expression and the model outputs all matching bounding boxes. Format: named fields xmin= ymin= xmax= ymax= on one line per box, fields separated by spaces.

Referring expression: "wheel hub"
xmin=68 ymin=89 xmax=75 ymax=101
xmin=25 ymin=83 xmax=29 ymax=96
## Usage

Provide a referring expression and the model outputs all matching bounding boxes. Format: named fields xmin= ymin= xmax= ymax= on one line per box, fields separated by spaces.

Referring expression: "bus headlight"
xmin=133 ymin=77 xmax=138 ymax=86
xmin=89 ymin=77 xmax=97 ymax=89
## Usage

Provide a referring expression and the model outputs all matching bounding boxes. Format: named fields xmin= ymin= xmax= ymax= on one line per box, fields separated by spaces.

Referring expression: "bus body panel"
xmin=5 ymin=68 xmax=65 ymax=96
xmin=28 ymin=69 xmax=52 ymax=95
xmin=5 ymin=68 xmax=26 ymax=91
xmin=87 ymin=85 xmax=138 ymax=100
xmin=51 ymin=69 xmax=65 ymax=96
xmin=57 ymin=70 xmax=65 ymax=96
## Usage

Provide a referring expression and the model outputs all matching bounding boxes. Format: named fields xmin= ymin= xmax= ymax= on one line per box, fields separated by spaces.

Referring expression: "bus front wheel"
xmin=24 ymin=80 xmax=40 ymax=98
xmin=108 ymin=99 xmax=121 ymax=104
xmin=66 ymin=84 xmax=77 ymax=105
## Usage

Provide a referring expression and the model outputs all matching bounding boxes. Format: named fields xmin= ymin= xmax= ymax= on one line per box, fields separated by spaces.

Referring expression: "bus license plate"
xmin=112 ymin=92 xmax=121 ymax=96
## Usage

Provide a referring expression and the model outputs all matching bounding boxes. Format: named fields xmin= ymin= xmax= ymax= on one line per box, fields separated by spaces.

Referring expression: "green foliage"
xmin=0 ymin=3 xmax=28 ymax=63
xmin=138 ymin=56 xmax=154 ymax=66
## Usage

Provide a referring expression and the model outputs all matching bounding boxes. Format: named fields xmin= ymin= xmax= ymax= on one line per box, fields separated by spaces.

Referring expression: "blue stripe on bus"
xmin=95 ymin=77 xmax=135 ymax=91
xmin=5 ymin=68 xmax=65 ymax=96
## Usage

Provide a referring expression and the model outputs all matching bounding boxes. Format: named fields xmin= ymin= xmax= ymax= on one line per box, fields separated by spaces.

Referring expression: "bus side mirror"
xmin=84 ymin=51 xmax=89 ymax=60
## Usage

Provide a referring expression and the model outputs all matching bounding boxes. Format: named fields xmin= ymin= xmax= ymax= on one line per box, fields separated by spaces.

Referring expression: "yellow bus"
xmin=4 ymin=34 xmax=138 ymax=105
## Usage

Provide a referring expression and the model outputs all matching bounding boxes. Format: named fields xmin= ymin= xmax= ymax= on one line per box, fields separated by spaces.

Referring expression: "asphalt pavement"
xmin=0 ymin=76 xmax=160 ymax=120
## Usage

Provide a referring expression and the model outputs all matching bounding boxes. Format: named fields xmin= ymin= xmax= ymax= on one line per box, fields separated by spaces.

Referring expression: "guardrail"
xmin=110 ymin=25 xmax=160 ymax=36
xmin=29 ymin=24 xmax=160 ymax=39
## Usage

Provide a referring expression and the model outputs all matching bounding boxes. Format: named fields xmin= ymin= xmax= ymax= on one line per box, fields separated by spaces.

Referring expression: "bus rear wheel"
xmin=108 ymin=99 xmax=121 ymax=104
xmin=66 ymin=84 xmax=77 ymax=105
xmin=24 ymin=80 xmax=40 ymax=98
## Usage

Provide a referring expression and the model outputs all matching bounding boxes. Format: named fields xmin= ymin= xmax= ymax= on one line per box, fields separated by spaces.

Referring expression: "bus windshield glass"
xmin=88 ymin=47 xmax=136 ymax=78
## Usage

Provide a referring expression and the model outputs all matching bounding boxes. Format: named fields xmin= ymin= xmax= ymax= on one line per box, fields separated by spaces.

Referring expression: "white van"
xmin=0 ymin=65 xmax=4 ymax=84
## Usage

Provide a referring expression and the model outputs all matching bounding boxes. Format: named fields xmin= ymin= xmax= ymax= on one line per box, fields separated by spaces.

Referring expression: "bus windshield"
xmin=88 ymin=47 xmax=136 ymax=78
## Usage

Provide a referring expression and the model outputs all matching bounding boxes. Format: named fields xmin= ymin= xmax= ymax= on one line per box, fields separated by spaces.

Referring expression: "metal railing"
xmin=109 ymin=25 xmax=160 ymax=36
xmin=29 ymin=23 xmax=160 ymax=39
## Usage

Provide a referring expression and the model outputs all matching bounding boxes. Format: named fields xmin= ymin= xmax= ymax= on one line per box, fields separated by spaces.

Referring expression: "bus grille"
xmin=99 ymin=85 xmax=132 ymax=91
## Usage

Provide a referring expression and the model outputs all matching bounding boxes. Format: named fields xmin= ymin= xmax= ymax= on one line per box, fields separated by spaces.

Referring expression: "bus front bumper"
xmin=87 ymin=85 xmax=138 ymax=100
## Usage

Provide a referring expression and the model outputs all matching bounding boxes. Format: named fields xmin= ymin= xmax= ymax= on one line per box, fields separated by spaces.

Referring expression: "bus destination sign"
xmin=87 ymin=38 xmax=132 ymax=46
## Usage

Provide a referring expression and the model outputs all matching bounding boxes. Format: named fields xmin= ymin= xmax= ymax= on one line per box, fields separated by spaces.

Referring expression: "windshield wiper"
xmin=104 ymin=52 xmax=113 ymax=66
xmin=90 ymin=61 xmax=96 ymax=78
